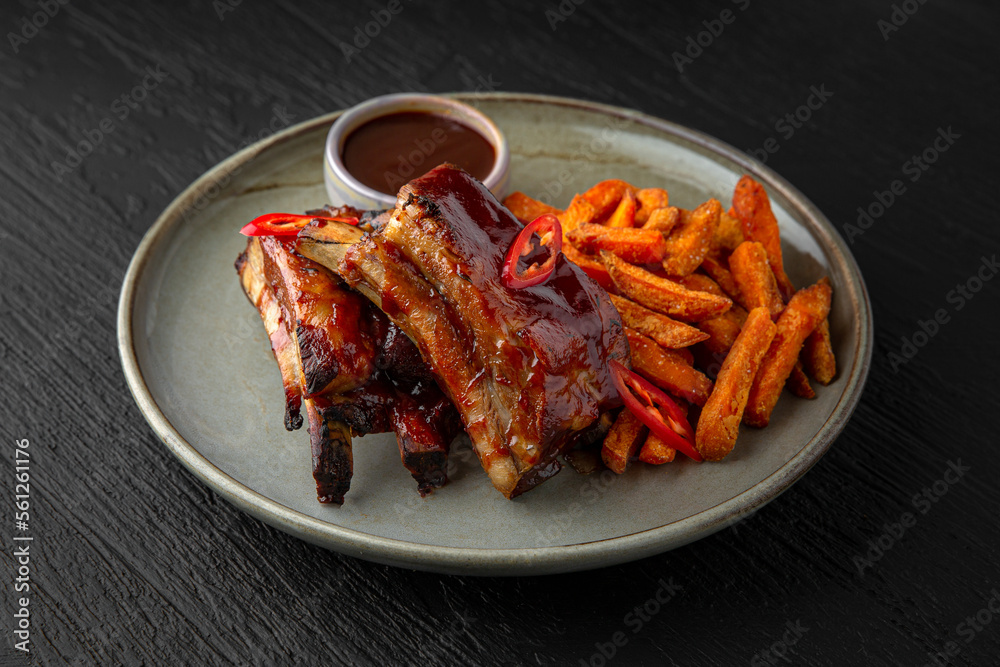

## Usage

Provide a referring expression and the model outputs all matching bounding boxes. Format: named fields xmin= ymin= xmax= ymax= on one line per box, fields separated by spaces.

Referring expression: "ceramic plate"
xmin=118 ymin=93 xmax=872 ymax=576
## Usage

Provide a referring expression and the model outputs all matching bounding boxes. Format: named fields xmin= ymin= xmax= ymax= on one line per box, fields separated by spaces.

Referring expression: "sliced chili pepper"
xmin=608 ymin=360 xmax=702 ymax=462
xmin=239 ymin=213 xmax=359 ymax=237
xmin=501 ymin=214 xmax=562 ymax=289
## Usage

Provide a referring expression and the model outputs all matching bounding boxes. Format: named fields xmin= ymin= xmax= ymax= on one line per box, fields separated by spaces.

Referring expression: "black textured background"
xmin=1 ymin=1 xmax=998 ymax=665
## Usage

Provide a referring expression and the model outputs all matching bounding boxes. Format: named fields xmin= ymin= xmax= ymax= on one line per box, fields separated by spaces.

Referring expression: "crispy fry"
xmin=803 ymin=319 xmax=836 ymax=385
xmin=802 ymin=278 xmax=836 ymax=385
xmin=745 ymin=281 xmax=832 ymax=427
xmin=695 ymin=307 xmax=777 ymax=461
xmin=602 ymin=251 xmax=733 ymax=322
xmin=581 ymin=179 xmax=637 ymax=222
xmin=679 ymin=274 xmax=745 ymax=377
xmin=601 ymin=408 xmax=647 ymax=474
xmin=562 ymin=243 xmax=615 ymax=292
xmin=679 ymin=275 xmax=748 ymax=325
xmin=696 ymin=312 xmax=746 ymax=359
xmin=567 ymin=224 xmax=668 ymax=264
xmin=635 ymin=188 xmax=670 ymax=225
xmin=674 ymin=346 xmax=695 ymax=366
xmin=639 ymin=432 xmax=676 ymax=464
xmin=606 ymin=190 xmax=637 ymax=228
xmin=678 ymin=272 xmax=726 ymax=300
xmin=661 ymin=199 xmax=722 ymax=277
xmin=642 ymin=206 xmax=681 ymax=235
xmin=610 ymin=294 xmax=709 ymax=348
xmin=729 ymin=241 xmax=784 ymax=318
xmin=713 ymin=210 xmax=745 ymax=252
xmin=787 ymin=360 xmax=815 ymax=398
xmin=503 ymin=192 xmax=562 ymax=223
xmin=701 ymin=251 xmax=741 ymax=302
xmin=558 ymin=194 xmax=598 ymax=238
xmin=625 ymin=328 xmax=713 ymax=406
xmin=732 ymin=176 xmax=795 ymax=299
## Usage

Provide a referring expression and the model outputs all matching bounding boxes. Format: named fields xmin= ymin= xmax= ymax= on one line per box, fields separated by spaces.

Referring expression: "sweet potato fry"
xmin=802 ymin=278 xmax=836 ymax=385
xmin=602 ymin=408 xmax=647 ymax=474
xmin=700 ymin=251 xmax=741 ymax=302
xmin=713 ymin=210 xmax=745 ymax=252
xmin=678 ymin=272 xmax=726 ymax=300
xmin=639 ymin=432 xmax=676 ymax=465
xmin=803 ymin=318 xmax=836 ymax=385
xmin=745 ymin=280 xmax=833 ymax=427
xmin=661 ymin=199 xmax=722 ymax=277
xmin=732 ymin=176 xmax=795 ymax=299
xmin=682 ymin=272 xmax=749 ymax=365
xmin=610 ymin=294 xmax=709 ymax=348
xmin=625 ymin=328 xmax=713 ymax=406
xmin=674 ymin=346 xmax=695 ymax=366
xmin=729 ymin=241 xmax=784 ymax=319
xmin=635 ymin=188 xmax=670 ymax=225
xmin=558 ymin=194 xmax=598 ymax=238
xmin=503 ymin=191 xmax=562 ymax=224
xmin=581 ymin=179 xmax=637 ymax=222
xmin=602 ymin=251 xmax=732 ymax=322
xmin=787 ymin=360 xmax=816 ymax=398
xmin=606 ymin=190 xmax=637 ymax=228
xmin=567 ymin=224 xmax=668 ymax=264
xmin=562 ymin=243 xmax=615 ymax=292
xmin=696 ymin=312 xmax=746 ymax=359
xmin=642 ymin=206 xmax=680 ymax=235
xmin=695 ymin=307 xmax=777 ymax=461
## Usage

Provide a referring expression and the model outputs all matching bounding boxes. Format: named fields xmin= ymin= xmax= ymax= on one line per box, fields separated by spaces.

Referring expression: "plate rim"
xmin=117 ymin=91 xmax=873 ymax=576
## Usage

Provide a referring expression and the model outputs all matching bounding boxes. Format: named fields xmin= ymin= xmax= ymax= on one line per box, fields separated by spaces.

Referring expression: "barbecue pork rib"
xmin=237 ymin=235 xmax=458 ymax=502
xmin=299 ymin=164 xmax=629 ymax=499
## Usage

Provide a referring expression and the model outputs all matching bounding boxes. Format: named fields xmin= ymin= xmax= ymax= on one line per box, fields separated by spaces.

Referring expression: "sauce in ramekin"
xmin=341 ymin=111 xmax=496 ymax=196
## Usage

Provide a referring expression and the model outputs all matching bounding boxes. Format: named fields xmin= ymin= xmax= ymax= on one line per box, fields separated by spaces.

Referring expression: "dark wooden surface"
xmin=1 ymin=0 xmax=998 ymax=665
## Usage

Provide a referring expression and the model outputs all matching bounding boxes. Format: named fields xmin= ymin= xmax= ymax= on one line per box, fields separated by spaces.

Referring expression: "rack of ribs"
xmin=298 ymin=164 xmax=629 ymax=499
xmin=236 ymin=213 xmax=459 ymax=504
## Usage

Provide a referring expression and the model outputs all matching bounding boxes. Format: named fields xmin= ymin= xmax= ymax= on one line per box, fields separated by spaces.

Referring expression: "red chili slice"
xmin=608 ymin=360 xmax=702 ymax=462
xmin=239 ymin=213 xmax=359 ymax=237
xmin=501 ymin=214 xmax=562 ymax=289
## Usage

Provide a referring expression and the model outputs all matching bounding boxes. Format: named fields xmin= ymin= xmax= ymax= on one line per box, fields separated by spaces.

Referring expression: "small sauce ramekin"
xmin=324 ymin=93 xmax=510 ymax=210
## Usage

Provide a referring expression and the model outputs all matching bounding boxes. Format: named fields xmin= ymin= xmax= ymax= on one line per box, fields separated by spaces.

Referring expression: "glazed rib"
xmin=238 ymin=236 xmax=458 ymax=501
xmin=389 ymin=379 xmax=461 ymax=496
xmin=258 ymin=235 xmax=380 ymax=397
xmin=236 ymin=240 xmax=304 ymax=430
xmin=300 ymin=164 xmax=629 ymax=498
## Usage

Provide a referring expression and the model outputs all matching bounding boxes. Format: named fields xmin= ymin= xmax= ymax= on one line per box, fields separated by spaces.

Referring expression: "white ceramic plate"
xmin=118 ymin=93 xmax=872 ymax=575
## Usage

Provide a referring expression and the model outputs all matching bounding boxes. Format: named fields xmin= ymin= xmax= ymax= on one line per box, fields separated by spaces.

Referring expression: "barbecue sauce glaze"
xmin=341 ymin=112 xmax=495 ymax=196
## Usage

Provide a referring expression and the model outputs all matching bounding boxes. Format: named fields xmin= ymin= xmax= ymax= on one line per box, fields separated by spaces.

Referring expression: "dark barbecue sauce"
xmin=341 ymin=111 xmax=495 ymax=196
